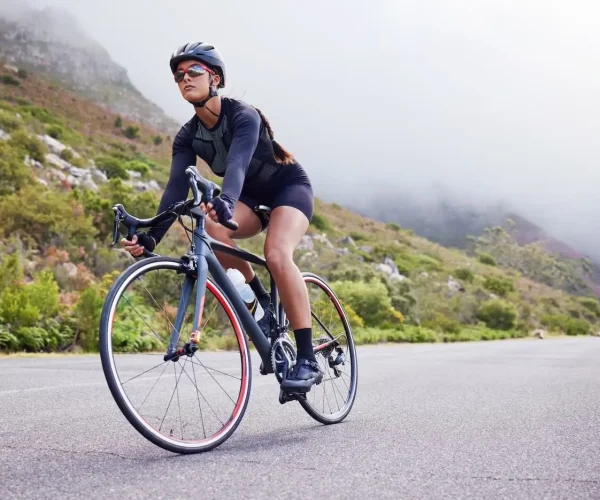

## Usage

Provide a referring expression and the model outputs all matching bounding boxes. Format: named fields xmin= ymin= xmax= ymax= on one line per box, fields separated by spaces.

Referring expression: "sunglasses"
xmin=173 ymin=64 xmax=213 ymax=83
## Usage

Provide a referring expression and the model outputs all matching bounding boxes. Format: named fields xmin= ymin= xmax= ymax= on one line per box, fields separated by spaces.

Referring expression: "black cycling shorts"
xmin=238 ymin=182 xmax=314 ymax=230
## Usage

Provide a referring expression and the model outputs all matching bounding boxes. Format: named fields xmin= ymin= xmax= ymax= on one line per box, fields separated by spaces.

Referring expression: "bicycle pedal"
xmin=279 ymin=389 xmax=307 ymax=404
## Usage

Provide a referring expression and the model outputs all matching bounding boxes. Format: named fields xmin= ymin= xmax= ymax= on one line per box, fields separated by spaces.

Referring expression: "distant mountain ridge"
xmin=356 ymin=193 xmax=600 ymax=295
xmin=0 ymin=3 xmax=179 ymax=134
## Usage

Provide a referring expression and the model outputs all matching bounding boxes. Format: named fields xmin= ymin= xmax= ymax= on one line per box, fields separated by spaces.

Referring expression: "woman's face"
xmin=175 ymin=59 xmax=220 ymax=103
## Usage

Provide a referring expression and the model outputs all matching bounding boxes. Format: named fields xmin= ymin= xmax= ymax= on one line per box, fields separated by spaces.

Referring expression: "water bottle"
xmin=226 ymin=269 xmax=264 ymax=321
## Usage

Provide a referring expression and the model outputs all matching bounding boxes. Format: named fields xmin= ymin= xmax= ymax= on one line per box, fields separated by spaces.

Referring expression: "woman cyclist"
xmin=121 ymin=42 xmax=322 ymax=392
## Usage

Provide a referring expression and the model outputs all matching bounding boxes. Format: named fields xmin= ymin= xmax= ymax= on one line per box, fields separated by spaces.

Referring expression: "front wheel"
xmin=99 ymin=256 xmax=251 ymax=454
xmin=296 ymin=272 xmax=359 ymax=424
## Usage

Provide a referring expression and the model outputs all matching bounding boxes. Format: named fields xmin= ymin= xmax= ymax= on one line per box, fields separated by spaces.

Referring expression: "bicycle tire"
xmin=99 ymin=256 xmax=252 ymax=454
xmin=280 ymin=272 xmax=358 ymax=424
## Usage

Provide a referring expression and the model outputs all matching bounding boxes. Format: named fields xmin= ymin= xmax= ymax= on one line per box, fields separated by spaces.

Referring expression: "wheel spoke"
xmin=159 ymin=358 xmax=186 ymax=433
xmin=191 ymin=360 xmax=206 ymax=439
xmin=189 ymin=357 xmax=241 ymax=380
xmin=140 ymin=276 xmax=182 ymax=345
xmin=191 ymin=356 xmax=237 ymax=406
xmin=175 ymin=360 xmax=185 ymax=440
xmin=177 ymin=361 xmax=226 ymax=426
xmin=137 ymin=361 xmax=171 ymax=411
xmin=121 ymin=359 xmax=169 ymax=385
xmin=121 ymin=294 xmax=168 ymax=349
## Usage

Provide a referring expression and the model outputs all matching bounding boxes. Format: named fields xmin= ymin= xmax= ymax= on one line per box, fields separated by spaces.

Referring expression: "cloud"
xmin=11 ymin=0 xmax=600 ymax=258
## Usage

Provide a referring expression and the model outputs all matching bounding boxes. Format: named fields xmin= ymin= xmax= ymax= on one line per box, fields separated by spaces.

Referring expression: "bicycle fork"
xmin=163 ymin=224 xmax=210 ymax=362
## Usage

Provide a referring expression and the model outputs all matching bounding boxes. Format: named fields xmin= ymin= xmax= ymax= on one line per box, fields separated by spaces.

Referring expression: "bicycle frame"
xmin=165 ymin=207 xmax=278 ymax=372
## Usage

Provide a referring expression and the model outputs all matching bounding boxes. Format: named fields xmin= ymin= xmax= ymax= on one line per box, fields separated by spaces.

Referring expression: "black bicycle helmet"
xmin=169 ymin=42 xmax=226 ymax=88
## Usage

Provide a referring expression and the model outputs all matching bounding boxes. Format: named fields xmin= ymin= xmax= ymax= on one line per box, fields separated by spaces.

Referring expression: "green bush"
xmin=565 ymin=318 xmax=591 ymax=336
xmin=60 ymin=148 xmax=74 ymax=162
xmin=152 ymin=135 xmax=163 ymax=146
xmin=95 ymin=156 xmax=128 ymax=179
xmin=349 ymin=231 xmax=366 ymax=241
xmin=9 ymin=130 xmax=47 ymax=163
xmin=0 ymin=141 xmax=33 ymax=195
xmin=579 ymin=297 xmax=600 ymax=318
xmin=483 ymin=276 xmax=514 ymax=297
xmin=476 ymin=300 xmax=517 ymax=330
xmin=16 ymin=326 xmax=46 ymax=351
xmin=9 ymin=319 xmax=72 ymax=353
xmin=417 ymin=255 xmax=443 ymax=271
xmin=478 ymin=253 xmax=497 ymax=266
xmin=1 ymin=75 xmax=20 ymax=86
xmin=394 ymin=253 xmax=419 ymax=276
xmin=541 ymin=313 xmax=569 ymax=332
xmin=17 ymin=69 xmax=28 ymax=79
xmin=0 ymin=109 xmax=23 ymax=132
xmin=354 ymin=250 xmax=374 ymax=263
xmin=123 ymin=159 xmax=150 ymax=175
xmin=74 ymin=286 xmax=104 ymax=351
xmin=0 ymin=185 xmax=98 ymax=252
xmin=353 ymin=326 xmax=439 ymax=345
xmin=114 ymin=116 xmax=123 ymax=128
xmin=0 ymin=253 xmax=23 ymax=293
xmin=0 ymin=326 xmax=19 ymax=351
xmin=0 ymin=270 xmax=59 ymax=329
xmin=18 ymin=104 xmax=63 ymax=126
xmin=331 ymin=279 xmax=403 ymax=327
xmin=386 ymin=222 xmax=401 ymax=231
xmin=422 ymin=313 xmax=461 ymax=334
xmin=454 ymin=268 xmax=474 ymax=283
xmin=541 ymin=314 xmax=590 ymax=336
xmin=75 ymin=179 xmax=159 ymax=242
xmin=123 ymin=125 xmax=140 ymax=140
xmin=310 ymin=212 xmax=330 ymax=231
xmin=46 ymin=124 xmax=65 ymax=139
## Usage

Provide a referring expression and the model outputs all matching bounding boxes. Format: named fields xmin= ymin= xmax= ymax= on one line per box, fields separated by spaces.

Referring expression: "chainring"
xmin=271 ymin=336 xmax=297 ymax=383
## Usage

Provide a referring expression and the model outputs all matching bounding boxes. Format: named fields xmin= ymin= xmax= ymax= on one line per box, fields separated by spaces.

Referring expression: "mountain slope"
xmin=1 ymin=62 xmax=599 ymax=354
xmin=0 ymin=3 xmax=179 ymax=134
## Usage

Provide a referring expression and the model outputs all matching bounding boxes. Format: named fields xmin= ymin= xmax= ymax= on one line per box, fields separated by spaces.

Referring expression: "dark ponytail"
xmin=253 ymin=107 xmax=295 ymax=165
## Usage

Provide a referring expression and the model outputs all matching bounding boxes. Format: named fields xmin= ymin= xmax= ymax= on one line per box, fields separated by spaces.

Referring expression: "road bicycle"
xmin=99 ymin=166 xmax=358 ymax=453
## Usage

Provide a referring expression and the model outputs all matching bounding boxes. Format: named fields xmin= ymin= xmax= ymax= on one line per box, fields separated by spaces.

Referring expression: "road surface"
xmin=1 ymin=338 xmax=599 ymax=499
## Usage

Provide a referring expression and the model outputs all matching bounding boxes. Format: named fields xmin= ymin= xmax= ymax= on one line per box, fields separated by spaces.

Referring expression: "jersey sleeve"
xmin=219 ymin=104 xmax=261 ymax=208
xmin=147 ymin=123 xmax=196 ymax=245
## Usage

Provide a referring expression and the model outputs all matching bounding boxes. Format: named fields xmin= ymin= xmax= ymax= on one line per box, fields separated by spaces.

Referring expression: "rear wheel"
xmin=281 ymin=272 xmax=358 ymax=424
xmin=99 ymin=257 xmax=251 ymax=454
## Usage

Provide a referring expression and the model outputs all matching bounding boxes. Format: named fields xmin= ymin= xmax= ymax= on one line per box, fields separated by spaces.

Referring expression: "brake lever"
xmin=111 ymin=205 xmax=125 ymax=246
xmin=111 ymin=204 xmax=138 ymax=246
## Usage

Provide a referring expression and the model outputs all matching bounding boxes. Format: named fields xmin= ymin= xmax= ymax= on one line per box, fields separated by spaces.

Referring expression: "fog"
xmin=9 ymin=0 xmax=600 ymax=258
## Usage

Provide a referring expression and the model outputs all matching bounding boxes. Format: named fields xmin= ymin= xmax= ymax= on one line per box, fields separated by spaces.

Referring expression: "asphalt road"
xmin=1 ymin=338 xmax=599 ymax=499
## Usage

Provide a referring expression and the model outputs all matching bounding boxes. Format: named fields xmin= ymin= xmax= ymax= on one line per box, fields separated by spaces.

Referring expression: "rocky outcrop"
xmin=447 ymin=276 xmax=466 ymax=294
xmin=339 ymin=236 xmax=357 ymax=247
xmin=376 ymin=257 xmax=408 ymax=282
xmin=0 ymin=5 xmax=179 ymax=134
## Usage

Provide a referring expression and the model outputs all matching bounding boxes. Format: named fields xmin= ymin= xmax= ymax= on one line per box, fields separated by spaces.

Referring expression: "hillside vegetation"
xmin=1 ymin=63 xmax=598 ymax=353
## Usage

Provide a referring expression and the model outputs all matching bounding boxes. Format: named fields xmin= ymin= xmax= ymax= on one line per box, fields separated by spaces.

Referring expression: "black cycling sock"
xmin=294 ymin=328 xmax=315 ymax=361
xmin=249 ymin=274 xmax=269 ymax=301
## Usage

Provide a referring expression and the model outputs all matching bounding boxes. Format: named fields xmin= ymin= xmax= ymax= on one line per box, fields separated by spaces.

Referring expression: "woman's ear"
xmin=211 ymin=73 xmax=221 ymax=89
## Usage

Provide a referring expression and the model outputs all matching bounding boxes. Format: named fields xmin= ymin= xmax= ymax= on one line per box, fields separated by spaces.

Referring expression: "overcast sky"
xmin=12 ymin=0 xmax=600 ymax=257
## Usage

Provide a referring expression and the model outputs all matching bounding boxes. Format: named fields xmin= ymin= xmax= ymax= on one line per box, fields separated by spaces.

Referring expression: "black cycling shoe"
xmin=280 ymin=357 xmax=323 ymax=393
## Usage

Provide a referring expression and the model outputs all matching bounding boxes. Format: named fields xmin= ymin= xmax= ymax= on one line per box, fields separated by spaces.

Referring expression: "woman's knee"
xmin=264 ymin=244 xmax=293 ymax=274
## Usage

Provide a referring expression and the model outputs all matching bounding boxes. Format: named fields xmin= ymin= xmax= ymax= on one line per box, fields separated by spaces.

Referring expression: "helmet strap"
xmin=191 ymin=74 xmax=219 ymax=117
